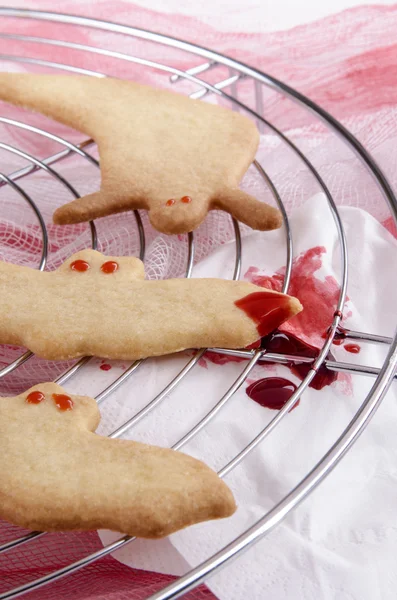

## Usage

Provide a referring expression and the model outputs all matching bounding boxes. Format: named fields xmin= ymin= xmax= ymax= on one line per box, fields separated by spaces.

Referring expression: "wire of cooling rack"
xmin=0 ymin=8 xmax=396 ymax=600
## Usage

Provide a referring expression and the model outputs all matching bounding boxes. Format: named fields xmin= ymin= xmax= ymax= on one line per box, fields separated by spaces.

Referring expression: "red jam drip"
xmin=26 ymin=390 xmax=45 ymax=404
xmin=321 ymin=327 xmax=346 ymax=344
xmin=52 ymin=393 xmax=74 ymax=411
xmin=262 ymin=330 xmax=338 ymax=391
xmin=344 ymin=343 xmax=360 ymax=354
xmin=70 ymin=259 xmax=90 ymax=272
xmin=166 ymin=199 xmax=175 ymax=207
xmin=101 ymin=261 xmax=119 ymax=274
xmin=100 ymin=363 xmax=112 ymax=371
xmin=235 ymin=292 xmax=293 ymax=337
xmin=246 ymin=339 xmax=261 ymax=350
xmin=246 ymin=377 xmax=299 ymax=411
xmin=181 ymin=196 xmax=192 ymax=203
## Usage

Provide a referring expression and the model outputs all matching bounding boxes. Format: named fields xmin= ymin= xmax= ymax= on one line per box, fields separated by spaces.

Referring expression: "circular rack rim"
xmin=0 ymin=7 xmax=396 ymax=600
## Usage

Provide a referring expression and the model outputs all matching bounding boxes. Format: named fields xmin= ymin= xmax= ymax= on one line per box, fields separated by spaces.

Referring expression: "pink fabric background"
xmin=0 ymin=2 xmax=397 ymax=599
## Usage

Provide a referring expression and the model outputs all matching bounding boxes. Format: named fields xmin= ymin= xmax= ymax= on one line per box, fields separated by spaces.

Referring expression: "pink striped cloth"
xmin=0 ymin=2 xmax=396 ymax=599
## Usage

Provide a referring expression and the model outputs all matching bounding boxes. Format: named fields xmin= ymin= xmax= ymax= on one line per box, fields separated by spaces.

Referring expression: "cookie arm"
xmin=213 ymin=188 xmax=282 ymax=231
xmin=54 ymin=132 xmax=152 ymax=223
xmin=53 ymin=190 xmax=149 ymax=224
xmin=0 ymin=73 xmax=99 ymax=135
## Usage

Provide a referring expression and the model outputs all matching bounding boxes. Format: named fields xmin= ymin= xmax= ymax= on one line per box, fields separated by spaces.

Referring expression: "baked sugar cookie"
xmin=0 ymin=249 xmax=302 ymax=360
xmin=0 ymin=382 xmax=235 ymax=537
xmin=0 ymin=73 xmax=282 ymax=234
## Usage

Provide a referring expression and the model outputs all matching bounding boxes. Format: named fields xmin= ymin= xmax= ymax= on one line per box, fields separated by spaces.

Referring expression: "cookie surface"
xmin=0 ymin=73 xmax=282 ymax=234
xmin=0 ymin=249 xmax=302 ymax=360
xmin=0 ymin=382 xmax=235 ymax=537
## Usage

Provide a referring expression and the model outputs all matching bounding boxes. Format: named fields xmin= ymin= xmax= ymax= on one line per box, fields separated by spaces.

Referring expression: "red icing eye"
xmin=101 ymin=261 xmax=119 ymax=274
xmin=70 ymin=259 xmax=90 ymax=272
xmin=181 ymin=196 xmax=192 ymax=204
xmin=52 ymin=393 xmax=74 ymax=411
xmin=26 ymin=391 xmax=45 ymax=404
xmin=166 ymin=199 xmax=175 ymax=207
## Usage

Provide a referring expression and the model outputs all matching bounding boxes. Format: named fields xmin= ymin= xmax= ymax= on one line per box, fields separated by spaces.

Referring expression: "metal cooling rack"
xmin=0 ymin=7 xmax=396 ymax=600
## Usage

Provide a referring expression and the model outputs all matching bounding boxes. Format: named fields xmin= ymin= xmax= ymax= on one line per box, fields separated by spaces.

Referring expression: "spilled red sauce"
xmin=166 ymin=199 xmax=175 ymax=207
xmin=322 ymin=328 xmax=346 ymax=344
xmin=201 ymin=246 xmax=352 ymax=398
xmin=382 ymin=216 xmax=397 ymax=238
xmin=344 ymin=343 xmax=361 ymax=354
xmin=245 ymin=246 xmax=351 ymax=348
xmin=181 ymin=196 xmax=192 ymax=204
xmin=246 ymin=340 xmax=261 ymax=350
xmin=246 ymin=377 xmax=299 ymax=411
xmin=198 ymin=352 xmax=243 ymax=369
xmin=262 ymin=330 xmax=338 ymax=391
xmin=100 ymin=363 xmax=112 ymax=371
xmin=322 ymin=331 xmax=361 ymax=353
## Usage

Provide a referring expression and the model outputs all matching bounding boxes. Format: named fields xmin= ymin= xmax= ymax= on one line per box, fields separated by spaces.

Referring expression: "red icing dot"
xmin=262 ymin=330 xmax=338 ymax=391
xmin=52 ymin=393 xmax=74 ymax=411
xmin=101 ymin=261 xmax=119 ymax=274
xmin=100 ymin=363 xmax=112 ymax=371
xmin=26 ymin=390 xmax=45 ymax=404
xmin=70 ymin=259 xmax=90 ymax=272
xmin=181 ymin=196 xmax=192 ymax=203
xmin=166 ymin=199 xmax=175 ymax=207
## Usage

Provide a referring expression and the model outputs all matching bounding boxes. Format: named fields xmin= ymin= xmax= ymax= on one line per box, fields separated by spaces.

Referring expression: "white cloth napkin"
xmin=68 ymin=194 xmax=397 ymax=600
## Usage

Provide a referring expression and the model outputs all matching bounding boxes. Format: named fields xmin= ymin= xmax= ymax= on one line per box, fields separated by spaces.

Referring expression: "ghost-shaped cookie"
xmin=0 ymin=249 xmax=302 ymax=361
xmin=0 ymin=382 xmax=236 ymax=537
xmin=0 ymin=73 xmax=282 ymax=234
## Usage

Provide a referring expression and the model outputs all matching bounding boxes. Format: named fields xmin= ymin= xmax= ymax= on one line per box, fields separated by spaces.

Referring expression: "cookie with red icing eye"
xmin=0 ymin=382 xmax=236 ymax=537
xmin=0 ymin=73 xmax=282 ymax=234
xmin=0 ymin=249 xmax=302 ymax=361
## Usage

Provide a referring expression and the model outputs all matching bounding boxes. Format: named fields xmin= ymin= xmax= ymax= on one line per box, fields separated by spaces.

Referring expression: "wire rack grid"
xmin=0 ymin=7 xmax=396 ymax=600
